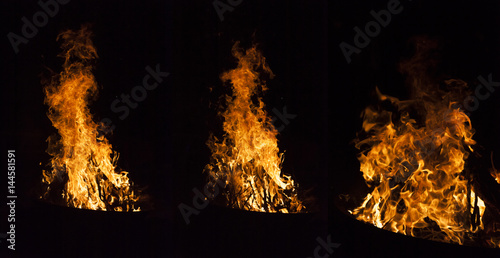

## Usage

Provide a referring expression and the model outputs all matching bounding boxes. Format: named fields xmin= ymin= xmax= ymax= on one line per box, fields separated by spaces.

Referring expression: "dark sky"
xmin=330 ymin=0 xmax=500 ymax=196
xmin=1 ymin=0 xmax=327 ymax=202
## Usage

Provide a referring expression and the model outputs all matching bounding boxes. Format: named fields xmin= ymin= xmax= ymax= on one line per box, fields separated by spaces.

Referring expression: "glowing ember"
xmin=42 ymin=26 xmax=139 ymax=211
xmin=204 ymin=42 xmax=304 ymax=213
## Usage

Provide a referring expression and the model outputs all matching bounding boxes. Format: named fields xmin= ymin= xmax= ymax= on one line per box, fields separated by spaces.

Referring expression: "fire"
xmin=204 ymin=42 xmax=304 ymax=213
xmin=352 ymin=86 xmax=486 ymax=245
xmin=42 ymin=26 xmax=139 ymax=211
xmin=491 ymin=170 xmax=500 ymax=184
xmin=348 ymin=37 xmax=500 ymax=247
xmin=491 ymin=153 xmax=500 ymax=184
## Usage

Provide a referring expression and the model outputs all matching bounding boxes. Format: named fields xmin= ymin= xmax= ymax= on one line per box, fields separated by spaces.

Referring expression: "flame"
xmin=351 ymin=85 xmax=491 ymax=245
xmin=490 ymin=153 xmax=500 ymax=184
xmin=42 ymin=26 xmax=139 ymax=211
xmin=348 ymin=37 xmax=500 ymax=247
xmin=204 ymin=42 xmax=304 ymax=213
xmin=491 ymin=170 xmax=500 ymax=184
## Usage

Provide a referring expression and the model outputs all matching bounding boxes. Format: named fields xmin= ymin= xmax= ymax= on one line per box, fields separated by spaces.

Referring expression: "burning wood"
xmin=42 ymin=26 xmax=140 ymax=211
xmin=204 ymin=42 xmax=304 ymax=213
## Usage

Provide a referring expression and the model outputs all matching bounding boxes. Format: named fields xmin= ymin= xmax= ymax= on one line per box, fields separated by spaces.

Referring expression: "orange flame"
xmin=352 ymin=86 xmax=486 ymax=245
xmin=42 ymin=26 xmax=139 ymax=211
xmin=349 ymin=37 xmax=500 ymax=247
xmin=204 ymin=42 xmax=304 ymax=213
xmin=490 ymin=153 xmax=500 ymax=185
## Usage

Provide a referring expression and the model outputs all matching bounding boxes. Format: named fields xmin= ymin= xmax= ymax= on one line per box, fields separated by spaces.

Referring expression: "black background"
xmin=2 ymin=0 xmax=500 ymax=257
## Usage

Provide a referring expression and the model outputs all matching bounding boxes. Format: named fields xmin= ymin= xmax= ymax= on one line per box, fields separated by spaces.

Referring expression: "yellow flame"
xmin=352 ymin=87 xmax=487 ymax=245
xmin=491 ymin=170 xmax=500 ymax=184
xmin=205 ymin=42 xmax=304 ymax=213
xmin=42 ymin=26 xmax=139 ymax=211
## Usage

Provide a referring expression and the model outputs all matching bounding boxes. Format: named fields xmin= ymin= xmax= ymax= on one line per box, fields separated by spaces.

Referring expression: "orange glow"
xmin=42 ymin=26 xmax=139 ymax=211
xmin=204 ymin=42 xmax=304 ymax=213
